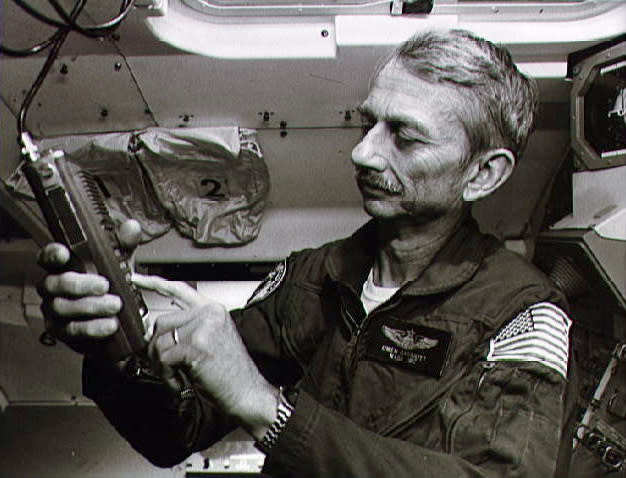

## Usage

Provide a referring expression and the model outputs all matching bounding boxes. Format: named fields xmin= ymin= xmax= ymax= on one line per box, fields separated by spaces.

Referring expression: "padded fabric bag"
xmin=9 ymin=127 xmax=269 ymax=246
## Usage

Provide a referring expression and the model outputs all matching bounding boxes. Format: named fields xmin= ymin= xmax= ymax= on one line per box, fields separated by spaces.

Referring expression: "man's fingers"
xmin=159 ymin=344 xmax=202 ymax=371
xmin=38 ymin=243 xmax=70 ymax=269
xmin=46 ymin=317 xmax=119 ymax=340
xmin=151 ymin=311 xmax=193 ymax=339
xmin=160 ymin=363 xmax=185 ymax=394
xmin=42 ymin=271 xmax=110 ymax=297
xmin=149 ymin=311 xmax=197 ymax=365
xmin=147 ymin=312 xmax=194 ymax=390
xmin=50 ymin=294 xmax=122 ymax=318
xmin=132 ymin=273 xmax=205 ymax=308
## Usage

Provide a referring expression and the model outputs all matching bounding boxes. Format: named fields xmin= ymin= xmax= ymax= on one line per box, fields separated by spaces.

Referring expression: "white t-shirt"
xmin=360 ymin=268 xmax=400 ymax=315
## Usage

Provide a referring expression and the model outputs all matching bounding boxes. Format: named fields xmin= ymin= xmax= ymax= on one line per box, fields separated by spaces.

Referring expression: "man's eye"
xmin=389 ymin=123 xmax=424 ymax=146
xmin=396 ymin=131 xmax=422 ymax=144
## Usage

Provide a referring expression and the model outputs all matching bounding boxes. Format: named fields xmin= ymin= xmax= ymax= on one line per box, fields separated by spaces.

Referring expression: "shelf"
xmin=136 ymin=206 xmax=369 ymax=263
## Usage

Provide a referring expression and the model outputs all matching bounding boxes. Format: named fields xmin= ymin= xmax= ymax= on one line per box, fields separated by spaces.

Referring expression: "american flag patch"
xmin=487 ymin=302 xmax=572 ymax=378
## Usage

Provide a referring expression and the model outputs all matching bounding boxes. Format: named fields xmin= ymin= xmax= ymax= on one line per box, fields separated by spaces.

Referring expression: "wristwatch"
xmin=256 ymin=386 xmax=298 ymax=454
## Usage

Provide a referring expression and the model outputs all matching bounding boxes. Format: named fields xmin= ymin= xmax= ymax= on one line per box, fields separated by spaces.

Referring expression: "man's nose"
xmin=351 ymin=123 xmax=387 ymax=172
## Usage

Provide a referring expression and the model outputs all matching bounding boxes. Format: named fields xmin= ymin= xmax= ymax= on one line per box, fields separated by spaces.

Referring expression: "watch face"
xmin=583 ymin=62 xmax=626 ymax=160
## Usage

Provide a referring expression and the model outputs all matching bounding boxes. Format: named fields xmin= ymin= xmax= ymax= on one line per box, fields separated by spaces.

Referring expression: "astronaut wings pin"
xmin=367 ymin=319 xmax=452 ymax=377
xmin=382 ymin=325 xmax=439 ymax=351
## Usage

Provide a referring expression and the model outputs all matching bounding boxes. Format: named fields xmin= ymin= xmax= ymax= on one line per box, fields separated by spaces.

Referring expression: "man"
xmin=39 ymin=29 xmax=572 ymax=477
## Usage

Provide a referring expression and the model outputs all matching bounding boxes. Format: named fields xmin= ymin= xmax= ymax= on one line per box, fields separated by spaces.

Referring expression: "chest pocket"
xmin=281 ymin=278 xmax=341 ymax=370
xmin=347 ymin=312 xmax=485 ymax=440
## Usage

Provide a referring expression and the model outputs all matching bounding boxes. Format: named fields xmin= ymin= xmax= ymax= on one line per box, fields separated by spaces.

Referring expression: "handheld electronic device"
xmin=20 ymin=133 xmax=148 ymax=363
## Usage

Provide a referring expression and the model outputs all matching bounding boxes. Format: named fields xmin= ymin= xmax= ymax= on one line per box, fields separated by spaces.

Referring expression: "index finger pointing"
xmin=132 ymin=273 xmax=205 ymax=309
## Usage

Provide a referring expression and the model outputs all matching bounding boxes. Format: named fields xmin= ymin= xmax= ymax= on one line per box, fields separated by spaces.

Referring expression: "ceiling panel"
xmin=1 ymin=53 xmax=156 ymax=137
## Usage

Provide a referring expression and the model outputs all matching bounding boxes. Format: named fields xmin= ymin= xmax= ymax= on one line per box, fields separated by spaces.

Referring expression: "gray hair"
xmin=388 ymin=29 xmax=538 ymax=162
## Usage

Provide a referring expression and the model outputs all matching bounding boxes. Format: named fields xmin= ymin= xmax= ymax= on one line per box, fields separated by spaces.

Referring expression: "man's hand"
xmin=37 ymin=220 xmax=141 ymax=353
xmin=146 ymin=288 xmax=277 ymax=441
xmin=129 ymin=262 xmax=277 ymax=440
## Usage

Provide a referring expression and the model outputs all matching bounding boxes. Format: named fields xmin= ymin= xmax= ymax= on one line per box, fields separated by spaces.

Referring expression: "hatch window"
xmin=183 ymin=0 xmax=602 ymax=18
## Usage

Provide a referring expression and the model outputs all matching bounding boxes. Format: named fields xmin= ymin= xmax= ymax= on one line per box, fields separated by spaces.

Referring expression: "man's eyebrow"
xmin=357 ymin=104 xmax=433 ymax=138
xmin=387 ymin=114 xmax=433 ymax=139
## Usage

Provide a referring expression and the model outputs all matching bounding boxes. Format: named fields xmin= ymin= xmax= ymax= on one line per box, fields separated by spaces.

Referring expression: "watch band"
xmin=256 ymin=386 xmax=296 ymax=454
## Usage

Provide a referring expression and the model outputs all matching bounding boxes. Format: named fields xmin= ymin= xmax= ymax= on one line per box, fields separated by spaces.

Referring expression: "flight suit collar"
xmin=325 ymin=217 xmax=490 ymax=297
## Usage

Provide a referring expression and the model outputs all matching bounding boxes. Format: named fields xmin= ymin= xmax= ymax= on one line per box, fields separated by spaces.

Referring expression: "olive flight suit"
xmin=83 ymin=218 xmax=571 ymax=478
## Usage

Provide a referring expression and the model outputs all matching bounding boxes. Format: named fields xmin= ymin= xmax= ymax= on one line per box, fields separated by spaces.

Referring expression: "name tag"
xmin=365 ymin=318 xmax=452 ymax=378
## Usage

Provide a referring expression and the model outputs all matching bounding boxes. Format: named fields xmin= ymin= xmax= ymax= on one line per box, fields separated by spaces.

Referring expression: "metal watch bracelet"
xmin=256 ymin=386 xmax=296 ymax=454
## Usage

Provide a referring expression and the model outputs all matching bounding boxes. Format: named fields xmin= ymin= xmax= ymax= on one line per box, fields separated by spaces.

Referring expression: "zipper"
xmin=341 ymin=305 xmax=363 ymax=385
xmin=341 ymin=297 xmax=401 ymax=396
xmin=445 ymin=361 xmax=495 ymax=453
xmin=342 ymin=299 xmax=360 ymax=332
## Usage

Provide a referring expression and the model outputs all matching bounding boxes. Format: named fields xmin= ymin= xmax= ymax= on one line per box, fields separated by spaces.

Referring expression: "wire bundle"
xmin=0 ymin=0 xmax=135 ymax=136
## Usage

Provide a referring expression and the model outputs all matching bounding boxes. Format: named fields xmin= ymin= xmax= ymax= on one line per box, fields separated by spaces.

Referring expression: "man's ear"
xmin=462 ymin=149 xmax=516 ymax=202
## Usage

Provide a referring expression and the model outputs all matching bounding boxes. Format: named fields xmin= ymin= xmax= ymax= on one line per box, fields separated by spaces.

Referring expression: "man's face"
xmin=352 ymin=60 xmax=473 ymax=222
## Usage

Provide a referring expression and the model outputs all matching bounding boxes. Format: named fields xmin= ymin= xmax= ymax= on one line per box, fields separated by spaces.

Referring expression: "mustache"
xmin=355 ymin=168 xmax=402 ymax=195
